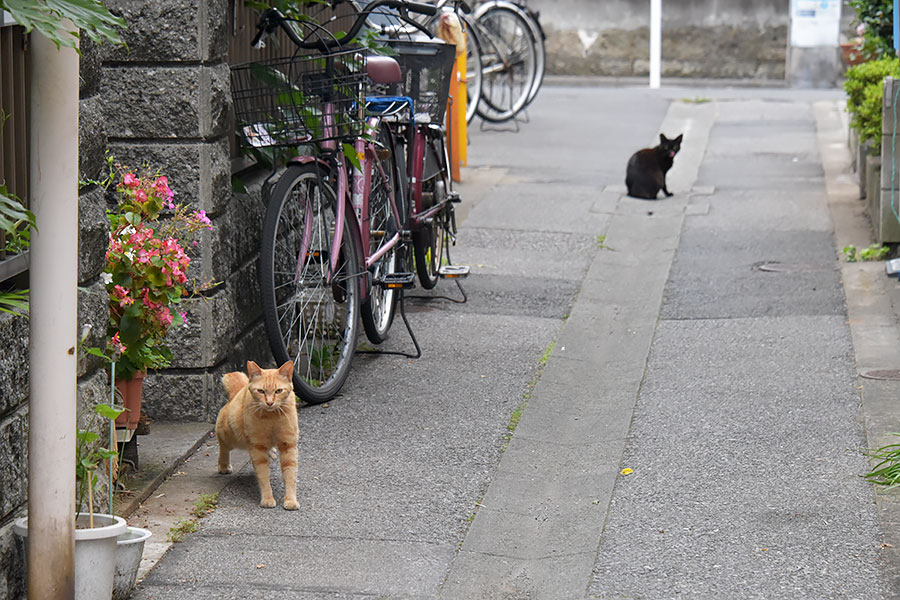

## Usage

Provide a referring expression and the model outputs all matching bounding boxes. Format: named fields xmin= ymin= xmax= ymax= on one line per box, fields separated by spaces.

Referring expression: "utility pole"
xmin=650 ymin=0 xmax=661 ymax=88
xmin=26 ymin=22 xmax=79 ymax=600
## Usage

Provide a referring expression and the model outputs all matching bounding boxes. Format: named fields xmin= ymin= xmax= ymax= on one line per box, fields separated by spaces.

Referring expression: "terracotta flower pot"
xmin=114 ymin=371 xmax=145 ymax=431
xmin=841 ymin=41 xmax=867 ymax=66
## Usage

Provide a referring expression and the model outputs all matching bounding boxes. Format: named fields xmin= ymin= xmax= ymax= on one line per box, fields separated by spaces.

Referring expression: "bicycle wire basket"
xmin=231 ymin=48 xmax=367 ymax=149
xmin=375 ymin=40 xmax=456 ymax=124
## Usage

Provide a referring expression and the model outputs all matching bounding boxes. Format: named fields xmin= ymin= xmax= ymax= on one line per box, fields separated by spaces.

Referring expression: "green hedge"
xmin=844 ymin=57 xmax=900 ymax=155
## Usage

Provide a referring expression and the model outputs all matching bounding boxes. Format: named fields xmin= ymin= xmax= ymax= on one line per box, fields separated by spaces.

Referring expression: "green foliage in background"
xmin=844 ymin=57 xmax=900 ymax=155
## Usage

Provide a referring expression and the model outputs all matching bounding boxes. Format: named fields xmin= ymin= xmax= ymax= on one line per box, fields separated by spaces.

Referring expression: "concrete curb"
xmin=815 ymin=99 xmax=900 ymax=592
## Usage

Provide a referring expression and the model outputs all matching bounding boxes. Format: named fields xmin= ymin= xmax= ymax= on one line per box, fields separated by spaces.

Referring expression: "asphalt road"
xmin=131 ymin=83 xmax=900 ymax=600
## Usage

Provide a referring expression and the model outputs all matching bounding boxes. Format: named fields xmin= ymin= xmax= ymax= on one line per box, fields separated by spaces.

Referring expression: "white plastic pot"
xmin=113 ymin=526 xmax=152 ymax=600
xmin=14 ymin=512 xmax=127 ymax=600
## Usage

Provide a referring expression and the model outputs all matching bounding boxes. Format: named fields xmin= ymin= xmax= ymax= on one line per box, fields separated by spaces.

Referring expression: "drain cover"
xmin=860 ymin=369 xmax=900 ymax=381
xmin=753 ymin=262 xmax=835 ymax=273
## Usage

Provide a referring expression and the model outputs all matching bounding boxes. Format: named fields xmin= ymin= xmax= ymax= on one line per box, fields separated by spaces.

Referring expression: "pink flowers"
xmin=193 ymin=210 xmax=212 ymax=229
xmin=108 ymin=332 xmax=127 ymax=358
xmin=112 ymin=285 xmax=134 ymax=307
xmin=102 ymin=164 xmax=215 ymax=379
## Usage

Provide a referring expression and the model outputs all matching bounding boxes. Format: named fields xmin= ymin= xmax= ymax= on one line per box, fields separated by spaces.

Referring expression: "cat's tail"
xmin=222 ymin=371 xmax=249 ymax=401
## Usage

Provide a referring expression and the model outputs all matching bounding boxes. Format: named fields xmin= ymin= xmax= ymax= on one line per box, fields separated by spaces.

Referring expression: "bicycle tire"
xmin=412 ymin=205 xmax=448 ymax=290
xmin=361 ymin=125 xmax=404 ymax=344
xmin=412 ymin=131 xmax=451 ymax=289
xmin=472 ymin=1 xmax=538 ymax=123
xmin=515 ymin=2 xmax=545 ymax=107
xmin=462 ymin=13 xmax=485 ymax=124
xmin=259 ymin=163 xmax=361 ymax=404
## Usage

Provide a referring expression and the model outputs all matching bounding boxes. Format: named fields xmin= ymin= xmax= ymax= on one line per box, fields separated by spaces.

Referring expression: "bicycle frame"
xmin=288 ymin=108 xmax=404 ymax=295
xmin=406 ymin=122 xmax=454 ymax=230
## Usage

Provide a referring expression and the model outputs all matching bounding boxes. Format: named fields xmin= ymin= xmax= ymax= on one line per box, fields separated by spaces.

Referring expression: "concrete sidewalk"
xmin=123 ymin=84 xmax=900 ymax=599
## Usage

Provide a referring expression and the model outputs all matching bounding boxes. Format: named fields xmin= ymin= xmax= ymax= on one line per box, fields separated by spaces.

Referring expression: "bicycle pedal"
xmin=379 ymin=272 xmax=416 ymax=289
xmin=439 ymin=265 xmax=470 ymax=279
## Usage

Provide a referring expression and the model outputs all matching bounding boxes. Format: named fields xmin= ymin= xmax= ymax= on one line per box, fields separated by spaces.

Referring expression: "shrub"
xmin=845 ymin=57 xmax=900 ymax=154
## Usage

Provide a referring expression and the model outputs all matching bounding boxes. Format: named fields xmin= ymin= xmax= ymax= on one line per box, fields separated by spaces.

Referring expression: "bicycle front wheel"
xmin=259 ymin=163 xmax=361 ymax=404
xmin=473 ymin=1 xmax=538 ymax=123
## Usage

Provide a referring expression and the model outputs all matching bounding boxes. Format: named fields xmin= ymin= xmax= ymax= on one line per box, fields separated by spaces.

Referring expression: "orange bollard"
xmin=446 ymin=34 xmax=467 ymax=182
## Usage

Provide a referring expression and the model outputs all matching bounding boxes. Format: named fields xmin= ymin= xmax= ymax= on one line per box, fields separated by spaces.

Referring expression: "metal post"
xmin=650 ymin=0 xmax=661 ymax=88
xmin=26 ymin=25 xmax=79 ymax=600
xmin=894 ymin=0 xmax=899 ymax=52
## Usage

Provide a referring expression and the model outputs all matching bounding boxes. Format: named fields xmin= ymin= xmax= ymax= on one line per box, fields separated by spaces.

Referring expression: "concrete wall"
xmin=531 ymin=0 xmax=790 ymax=79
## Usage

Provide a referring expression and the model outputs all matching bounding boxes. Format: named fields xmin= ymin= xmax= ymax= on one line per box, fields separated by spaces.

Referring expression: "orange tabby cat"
xmin=216 ymin=360 xmax=300 ymax=510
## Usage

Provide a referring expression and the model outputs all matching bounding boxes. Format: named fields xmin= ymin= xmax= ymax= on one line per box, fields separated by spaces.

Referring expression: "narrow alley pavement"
xmin=129 ymin=84 xmax=900 ymax=599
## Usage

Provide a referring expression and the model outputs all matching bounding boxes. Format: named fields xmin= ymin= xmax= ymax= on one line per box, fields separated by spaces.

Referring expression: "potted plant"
xmin=100 ymin=164 xmax=214 ymax=448
xmin=847 ymin=0 xmax=896 ymax=63
xmin=13 ymin=367 xmax=128 ymax=599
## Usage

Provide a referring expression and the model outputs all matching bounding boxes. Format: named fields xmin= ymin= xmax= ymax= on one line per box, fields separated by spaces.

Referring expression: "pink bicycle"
xmin=231 ymin=0 xmax=468 ymax=403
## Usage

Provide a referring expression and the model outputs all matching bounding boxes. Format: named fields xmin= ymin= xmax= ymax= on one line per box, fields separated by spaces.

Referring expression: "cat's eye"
xmin=275 ymin=388 xmax=283 ymax=394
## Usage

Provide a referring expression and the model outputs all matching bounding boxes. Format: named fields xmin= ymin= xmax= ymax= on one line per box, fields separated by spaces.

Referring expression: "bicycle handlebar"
xmin=252 ymin=0 xmax=438 ymax=51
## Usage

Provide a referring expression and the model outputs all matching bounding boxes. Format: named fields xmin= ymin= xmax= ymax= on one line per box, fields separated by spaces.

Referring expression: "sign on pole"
xmin=789 ymin=0 xmax=841 ymax=47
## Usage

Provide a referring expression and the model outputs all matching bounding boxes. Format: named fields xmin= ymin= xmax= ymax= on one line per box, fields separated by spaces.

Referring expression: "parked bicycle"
xmin=365 ymin=0 xmax=545 ymax=124
xmin=231 ymin=0 xmax=468 ymax=403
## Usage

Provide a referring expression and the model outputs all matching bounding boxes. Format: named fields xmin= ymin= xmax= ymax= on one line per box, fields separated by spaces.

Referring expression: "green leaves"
xmin=864 ymin=434 xmax=900 ymax=487
xmin=844 ymin=56 xmax=900 ymax=154
xmin=843 ymin=243 xmax=890 ymax=262
xmin=1 ymin=0 xmax=127 ymax=50
xmin=75 ymin=400 xmax=125 ymax=515
xmin=343 ymin=143 xmax=362 ymax=171
xmin=0 ymin=185 xmax=36 ymax=238
xmin=0 ymin=290 xmax=29 ymax=317
xmin=94 ymin=402 xmax=124 ymax=421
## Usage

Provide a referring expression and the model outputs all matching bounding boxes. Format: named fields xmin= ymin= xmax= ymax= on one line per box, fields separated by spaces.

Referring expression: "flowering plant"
xmin=103 ymin=165 xmax=213 ymax=381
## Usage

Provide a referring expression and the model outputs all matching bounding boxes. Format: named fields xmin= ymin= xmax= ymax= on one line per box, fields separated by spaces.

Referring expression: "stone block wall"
xmin=0 ymin=1 xmax=271 ymax=595
xmin=100 ymin=0 xmax=270 ymax=424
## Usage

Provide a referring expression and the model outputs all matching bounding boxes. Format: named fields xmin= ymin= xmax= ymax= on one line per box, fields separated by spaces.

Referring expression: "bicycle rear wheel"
xmin=259 ymin=163 xmax=361 ymax=404
xmin=473 ymin=1 xmax=538 ymax=123
xmin=412 ymin=131 xmax=451 ymax=289
xmin=361 ymin=126 xmax=404 ymax=344
xmin=413 ymin=201 xmax=450 ymax=290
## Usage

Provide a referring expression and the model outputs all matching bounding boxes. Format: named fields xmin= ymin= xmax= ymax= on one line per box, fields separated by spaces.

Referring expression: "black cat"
xmin=625 ymin=133 xmax=683 ymax=200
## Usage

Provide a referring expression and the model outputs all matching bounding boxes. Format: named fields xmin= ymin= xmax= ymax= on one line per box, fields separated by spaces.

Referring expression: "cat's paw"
xmin=283 ymin=499 xmax=300 ymax=511
xmin=259 ymin=497 xmax=277 ymax=508
xmin=218 ymin=464 xmax=233 ymax=474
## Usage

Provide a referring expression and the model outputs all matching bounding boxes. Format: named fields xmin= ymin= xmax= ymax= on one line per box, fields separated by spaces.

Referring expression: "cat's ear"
xmin=247 ymin=361 xmax=262 ymax=378
xmin=674 ymin=134 xmax=683 ymax=144
xmin=277 ymin=361 xmax=294 ymax=380
xmin=659 ymin=133 xmax=668 ymax=144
